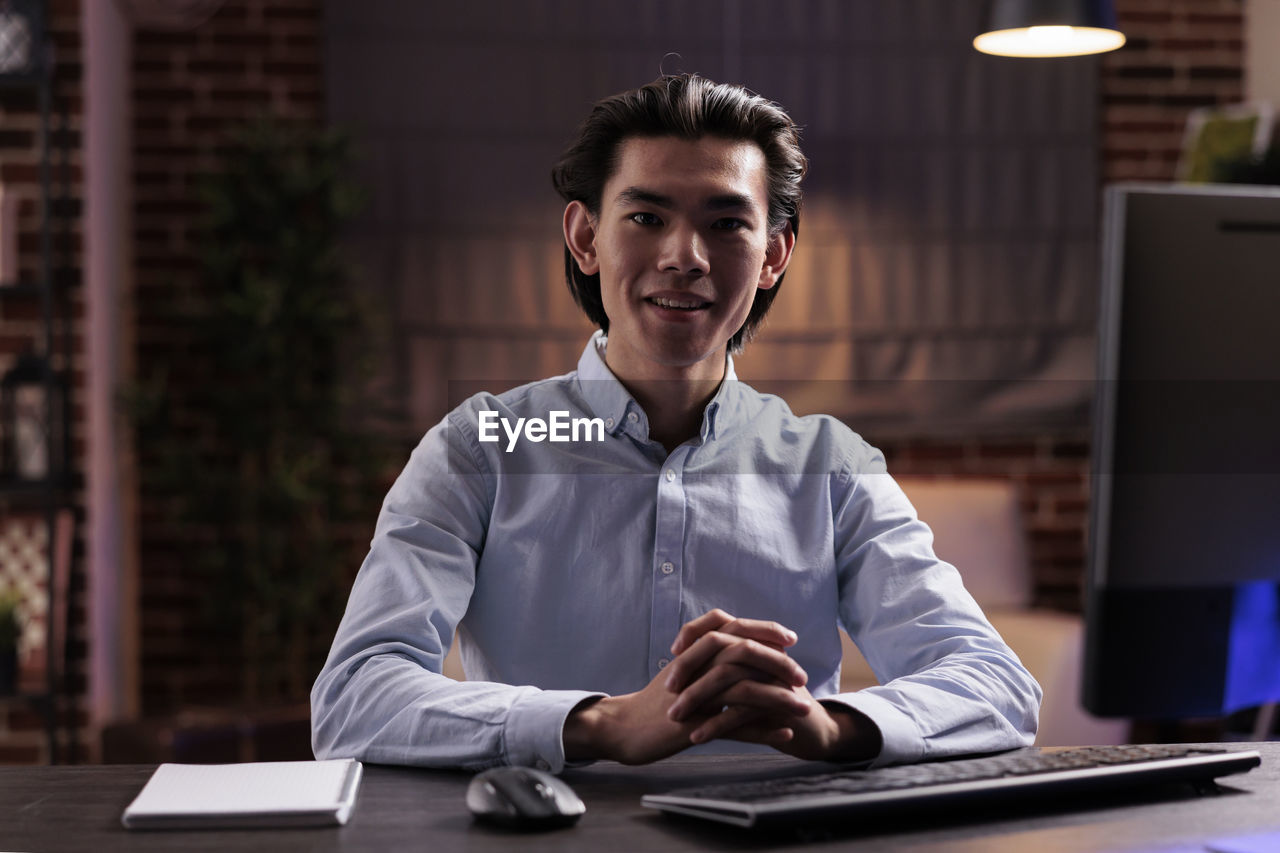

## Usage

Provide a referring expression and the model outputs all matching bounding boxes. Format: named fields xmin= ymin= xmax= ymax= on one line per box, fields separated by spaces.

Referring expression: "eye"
xmin=629 ymin=212 xmax=662 ymax=226
xmin=712 ymin=218 xmax=747 ymax=231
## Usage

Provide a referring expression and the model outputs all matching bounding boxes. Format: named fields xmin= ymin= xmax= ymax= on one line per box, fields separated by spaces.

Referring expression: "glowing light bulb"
xmin=974 ymin=25 xmax=1125 ymax=58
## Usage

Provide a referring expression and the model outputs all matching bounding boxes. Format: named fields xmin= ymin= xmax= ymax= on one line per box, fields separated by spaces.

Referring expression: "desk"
xmin=3 ymin=744 xmax=1277 ymax=852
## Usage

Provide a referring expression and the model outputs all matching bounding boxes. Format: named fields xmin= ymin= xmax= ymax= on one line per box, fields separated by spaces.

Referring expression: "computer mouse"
xmin=465 ymin=765 xmax=586 ymax=830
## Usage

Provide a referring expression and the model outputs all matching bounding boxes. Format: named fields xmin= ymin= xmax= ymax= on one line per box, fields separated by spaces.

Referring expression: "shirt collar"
xmin=701 ymin=355 xmax=738 ymax=442
xmin=575 ymin=330 xmax=740 ymax=443
xmin=576 ymin=331 xmax=633 ymax=437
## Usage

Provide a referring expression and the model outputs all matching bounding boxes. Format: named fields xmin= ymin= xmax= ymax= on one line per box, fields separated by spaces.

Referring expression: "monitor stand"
xmin=1253 ymin=703 xmax=1277 ymax=741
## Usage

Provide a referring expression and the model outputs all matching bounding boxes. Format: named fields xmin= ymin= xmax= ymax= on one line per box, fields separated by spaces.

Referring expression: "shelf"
xmin=0 ymin=9 xmax=75 ymax=763
xmin=0 ymin=687 xmax=54 ymax=706
xmin=0 ymin=281 xmax=47 ymax=298
xmin=0 ymin=272 xmax=78 ymax=297
xmin=0 ymin=659 xmax=58 ymax=708
xmin=0 ymin=72 xmax=44 ymax=90
xmin=0 ymin=477 xmax=76 ymax=510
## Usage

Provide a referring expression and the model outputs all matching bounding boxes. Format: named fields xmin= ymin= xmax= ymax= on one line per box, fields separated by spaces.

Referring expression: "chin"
xmin=646 ymin=342 xmax=725 ymax=370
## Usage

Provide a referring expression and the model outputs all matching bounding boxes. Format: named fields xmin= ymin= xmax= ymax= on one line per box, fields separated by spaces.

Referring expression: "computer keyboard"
xmin=641 ymin=744 xmax=1262 ymax=828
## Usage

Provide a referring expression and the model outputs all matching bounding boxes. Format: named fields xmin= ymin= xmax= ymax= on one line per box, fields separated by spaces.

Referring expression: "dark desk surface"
xmin=3 ymin=743 xmax=1278 ymax=852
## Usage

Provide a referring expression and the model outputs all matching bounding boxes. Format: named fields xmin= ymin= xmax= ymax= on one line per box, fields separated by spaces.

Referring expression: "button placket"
xmin=649 ymin=449 xmax=690 ymax=677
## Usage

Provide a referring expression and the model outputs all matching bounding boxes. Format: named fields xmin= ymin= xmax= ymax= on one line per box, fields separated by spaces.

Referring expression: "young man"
xmin=311 ymin=75 xmax=1040 ymax=773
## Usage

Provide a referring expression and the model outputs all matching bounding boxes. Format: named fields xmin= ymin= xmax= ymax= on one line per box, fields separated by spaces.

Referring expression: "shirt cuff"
xmin=822 ymin=690 xmax=925 ymax=768
xmin=504 ymin=689 xmax=606 ymax=773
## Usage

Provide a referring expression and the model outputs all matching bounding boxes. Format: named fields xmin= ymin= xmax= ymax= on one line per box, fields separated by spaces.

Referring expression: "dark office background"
xmin=326 ymin=0 xmax=1099 ymax=436
xmin=0 ymin=0 xmax=1250 ymax=762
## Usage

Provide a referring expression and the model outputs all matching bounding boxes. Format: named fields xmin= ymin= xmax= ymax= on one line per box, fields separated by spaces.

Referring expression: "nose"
xmin=657 ymin=224 xmax=709 ymax=277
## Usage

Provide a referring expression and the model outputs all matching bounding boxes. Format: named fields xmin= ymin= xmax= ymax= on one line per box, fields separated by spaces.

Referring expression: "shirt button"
xmin=658 ymin=658 xmax=670 ymax=669
xmin=627 ymin=412 xmax=638 ymax=423
xmin=661 ymin=561 xmax=674 ymax=574
xmin=604 ymin=417 xmax=615 ymax=429
xmin=664 ymin=469 xmax=675 ymax=482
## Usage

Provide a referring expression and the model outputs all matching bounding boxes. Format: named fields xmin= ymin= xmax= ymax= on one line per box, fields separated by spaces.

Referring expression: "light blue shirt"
xmin=311 ymin=332 xmax=1040 ymax=772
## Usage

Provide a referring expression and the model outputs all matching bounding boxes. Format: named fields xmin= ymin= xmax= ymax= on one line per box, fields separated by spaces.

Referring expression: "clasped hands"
xmin=563 ymin=609 xmax=880 ymax=765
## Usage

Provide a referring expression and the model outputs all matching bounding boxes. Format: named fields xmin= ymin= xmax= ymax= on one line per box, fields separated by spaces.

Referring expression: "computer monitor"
xmin=1083 ymin=183 xmax=1280 ymax=719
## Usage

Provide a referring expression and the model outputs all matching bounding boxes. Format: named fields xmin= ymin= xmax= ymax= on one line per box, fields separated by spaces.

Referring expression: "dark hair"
xmin=551 ymin=74 xmax=807 ymax=353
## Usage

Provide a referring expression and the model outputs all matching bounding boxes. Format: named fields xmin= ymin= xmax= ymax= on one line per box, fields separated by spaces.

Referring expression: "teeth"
xmin=650 ymin=296 xmax=707 ymax=310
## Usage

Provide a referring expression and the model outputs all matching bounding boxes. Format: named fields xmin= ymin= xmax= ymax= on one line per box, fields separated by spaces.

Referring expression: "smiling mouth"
xmin=647 ymin=296 xmax=712 ymax=311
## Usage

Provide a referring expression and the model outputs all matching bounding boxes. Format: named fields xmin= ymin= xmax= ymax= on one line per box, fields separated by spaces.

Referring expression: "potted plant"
xmin=0 ymin=587 xmax=20 ymax=695
xmin=119 ymin=118 xmax=391 ymax=759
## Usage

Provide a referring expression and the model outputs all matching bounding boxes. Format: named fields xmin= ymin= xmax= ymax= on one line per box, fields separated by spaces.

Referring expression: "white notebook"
xmin=121 ymin=758 xmax=363 ymax=830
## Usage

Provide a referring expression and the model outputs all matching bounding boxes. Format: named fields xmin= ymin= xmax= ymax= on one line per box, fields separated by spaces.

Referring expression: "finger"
xmin=689 ymin=704 xmax=795 ymax=746
xmin=671 ymin=614 xmax=798 ymax=657
xmin=685 ymin=704 xmax=759 ymax=744
xmin=674 ymin=676 xmax=812 ymax=723
xmin=703 ymin=617 xmax=799 ymax=654
xmin=666 ymin=634 xmax=806 ymax=698
xmin=665 ymin=631 xmax=807 ymax=694
xmin=710 ymin=721 xmax=797 ymax=750
xmin=669 ymin=609 xmax=736 ymax=657
xmin=668 ymin=662 xmax=769 ymax=720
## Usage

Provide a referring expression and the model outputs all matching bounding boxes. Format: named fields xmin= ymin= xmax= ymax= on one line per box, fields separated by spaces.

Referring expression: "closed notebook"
xmin=122 ymin=758 xmax=363 ymax=830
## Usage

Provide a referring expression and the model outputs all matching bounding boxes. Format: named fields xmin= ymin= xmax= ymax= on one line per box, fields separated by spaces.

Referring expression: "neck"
xmin=603 ymin=347 xmax=726 ymax=453
xmin=627 ymin=377 xmax=721 ymax=453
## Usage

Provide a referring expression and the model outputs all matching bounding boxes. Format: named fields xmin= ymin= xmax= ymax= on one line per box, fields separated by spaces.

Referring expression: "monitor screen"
xmin=1083 ymin=183 xmax=1280 ymax=719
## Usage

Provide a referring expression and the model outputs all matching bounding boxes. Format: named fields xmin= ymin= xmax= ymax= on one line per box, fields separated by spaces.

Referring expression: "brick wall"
xmin=132 ymin=0 xmax=322 ymax=714
xmin=0 ymin=0 xmax=84 ymax=764
xmin=1103 ymin=0 xmax=1245 ymax=181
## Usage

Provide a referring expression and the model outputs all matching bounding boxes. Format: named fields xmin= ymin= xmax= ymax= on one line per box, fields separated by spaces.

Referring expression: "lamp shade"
xmin=975 ymin=0 xmax=1125 ymax=57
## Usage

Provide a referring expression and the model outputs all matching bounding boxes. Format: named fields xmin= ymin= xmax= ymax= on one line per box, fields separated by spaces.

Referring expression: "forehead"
xmin=604 ymin=136 xmax=769 ymax=205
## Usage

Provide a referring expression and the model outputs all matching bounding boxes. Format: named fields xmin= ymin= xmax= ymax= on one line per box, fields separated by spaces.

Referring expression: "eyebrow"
xmin=613 ymin=186 xmax=758 ymax=215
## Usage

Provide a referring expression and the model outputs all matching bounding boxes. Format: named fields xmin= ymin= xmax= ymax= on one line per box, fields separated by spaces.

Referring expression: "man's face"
xmin=564 ymin=135 xmax=792 ymax=382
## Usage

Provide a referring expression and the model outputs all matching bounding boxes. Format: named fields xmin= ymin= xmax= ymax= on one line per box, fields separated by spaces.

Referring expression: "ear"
xmin=563 ymin=201 xmax=600 ymax=276
xmin=757 ymin=223 xmax=795 ymax=291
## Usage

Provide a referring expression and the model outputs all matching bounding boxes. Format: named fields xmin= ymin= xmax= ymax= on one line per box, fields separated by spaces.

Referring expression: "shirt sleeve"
xmin=824 ymin=443 xmax=1043 ymax=767
xmin=310 ymin=405 xmax=603 ymax=772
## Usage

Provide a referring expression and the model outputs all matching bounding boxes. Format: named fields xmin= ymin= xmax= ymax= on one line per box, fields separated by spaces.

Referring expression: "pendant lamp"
xmin=974 ymin=0 xmax=1126 ymax=58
